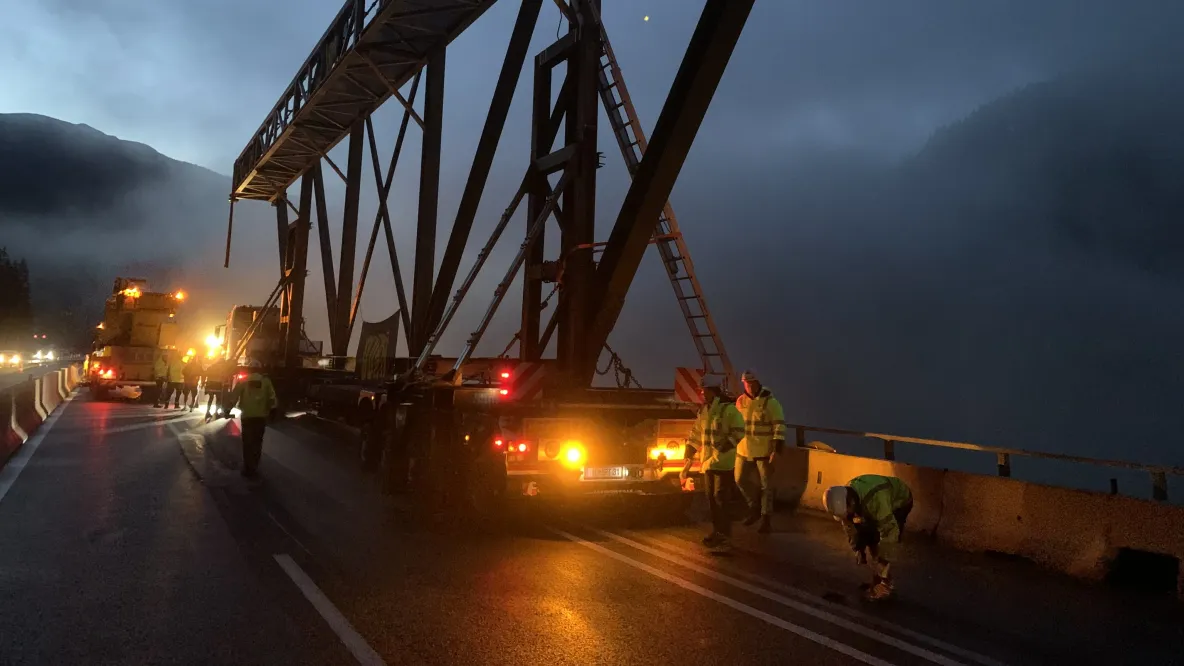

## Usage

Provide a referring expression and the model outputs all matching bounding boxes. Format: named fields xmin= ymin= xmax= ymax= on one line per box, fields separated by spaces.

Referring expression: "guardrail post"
xmin=1152 ymin=472 xmax=1168 ymax=501
xmin=996 ymin=453 xmax=1011 ymax=478
xmin=795 ymin=426 xmax=805 ymax=449
xmin=882 ymin=439 xmax=895 ymax=461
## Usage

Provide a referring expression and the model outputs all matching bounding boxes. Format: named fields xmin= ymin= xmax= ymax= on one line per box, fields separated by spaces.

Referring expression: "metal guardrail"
xmin=787 ymin=422 xmax=1184 ymax=502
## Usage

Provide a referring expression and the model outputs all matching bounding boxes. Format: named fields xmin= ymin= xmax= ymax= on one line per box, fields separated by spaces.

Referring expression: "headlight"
xmin=46 ymin=351 xmax=54 ymax=361
xmin=0 ymin=355 xmax=5 ymax=364
xmin=10 ymin=355 xmax=19 ymax=365
xmin=560 ymin=440 xmax=586 ymax=469
xmin=33 ymin=351 xmax=42 ymax=360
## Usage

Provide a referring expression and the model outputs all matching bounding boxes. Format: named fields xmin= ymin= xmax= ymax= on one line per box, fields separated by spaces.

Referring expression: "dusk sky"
xmin=2 ymin=0 xmax=1181 ymax=465
xmin=4 ymin=0 xmax=1177 ymax=173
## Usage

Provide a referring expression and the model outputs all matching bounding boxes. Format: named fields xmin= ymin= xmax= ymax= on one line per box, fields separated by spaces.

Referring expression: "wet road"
xmin=2 ymin=395 xmax=1181 ymax=665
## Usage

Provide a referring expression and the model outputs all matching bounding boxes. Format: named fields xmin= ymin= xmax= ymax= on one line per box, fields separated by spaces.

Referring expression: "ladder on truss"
xmin=593 ymin=26 xmax=738 ymax=390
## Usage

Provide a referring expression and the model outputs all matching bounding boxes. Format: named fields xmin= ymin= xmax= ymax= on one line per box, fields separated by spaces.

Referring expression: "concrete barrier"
xmin=773 ymin=446 xmax=1184 ymax=597
xmin=1 ymin=390 xmax=24 ymax=465
xmin=0 ymin=366 xmax=81 ymax=472
xmin=772 ymin=447 xmax=946 ymax=536
xmin=41 ymin=373 xmax=63 ymax=415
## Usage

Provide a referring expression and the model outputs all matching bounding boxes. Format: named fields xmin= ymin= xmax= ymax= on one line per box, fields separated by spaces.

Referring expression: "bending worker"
xmin=223 ymin=361 xmax=278 ymax=479
xmin=734 ymin=370 xmax=786 ymax=533
xmin=680 ymin=376 xmax=745 ymax=552
xmin=823 ymin=474 xmax=914 ymax=601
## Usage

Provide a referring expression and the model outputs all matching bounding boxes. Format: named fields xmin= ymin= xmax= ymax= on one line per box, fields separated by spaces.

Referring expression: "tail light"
xmin=101 ymin=369 xmax=115 ymax=379
xmin=516 ymin=442 xmax=528 ymax=453
xmin=498 ymin=388 xmax=509 ymax=397
xmin=236 ymin=372 xmax=247 ymax=380
xmin=492 ymin=438 xmax=505 ymax=450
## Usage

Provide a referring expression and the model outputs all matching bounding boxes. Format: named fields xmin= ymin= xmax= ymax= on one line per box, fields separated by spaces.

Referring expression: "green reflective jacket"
xmin=735 ymin=389 xmax=786 ymax=458
xmin=227 ymin=373 xmax=277 ymax=419
xmin=842 ymin=474 xmax=913 ymax=560
xmin=687 ymin=397 xmax=744 ymax=471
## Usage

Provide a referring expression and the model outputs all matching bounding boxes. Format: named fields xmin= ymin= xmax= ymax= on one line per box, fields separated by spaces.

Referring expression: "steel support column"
xmin=312 ymin=165 xmax=339 ymax=352
xmin=520 ymin=49 xmax=558 ymax=361
xmin=556 ymin=0 xmax=599 ymax=384
xmin=412 ymin=44 xmax=446 ymax=355
xmin=582 ymin=0 xmax=755 ymax=383
xmin=275 ymin=200 xmax=289 ymax=275
xmin=334 ymin=121 xmax=365 ymax=357
xmin=282 ymin=172 xmax=313 ymax=365
xmin=427 ymin=0 xmax=543 ymax=337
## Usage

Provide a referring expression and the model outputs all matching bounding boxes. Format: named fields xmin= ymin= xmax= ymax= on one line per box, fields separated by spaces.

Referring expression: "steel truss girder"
xmin=232 ymin=0 xmax=496 ymax=202
xmin=425 ymin=0 xmax=543 ymax=348
xmin=580 ymin=0 xmax=755 ymax=384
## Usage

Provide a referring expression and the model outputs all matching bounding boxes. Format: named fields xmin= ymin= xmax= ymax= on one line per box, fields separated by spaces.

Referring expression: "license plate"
xmin=583 ymin=466 xmax=627 ymax=480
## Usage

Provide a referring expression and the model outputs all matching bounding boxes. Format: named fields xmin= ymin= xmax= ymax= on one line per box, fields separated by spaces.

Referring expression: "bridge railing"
xmin=788 ymin=422 xmax=1184 ymax=502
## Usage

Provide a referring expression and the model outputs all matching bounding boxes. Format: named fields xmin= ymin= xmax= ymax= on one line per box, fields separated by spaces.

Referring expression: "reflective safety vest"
xmin=844 ymin=474 xmax=913 ymax=559
xmin=687 ymin=397 xmax=744 ymax=472
xmin=227 ymin=373 xmax=277 ymax=419
xmin=182 ymin=359 xmax=204 ymax=381
xmin=153 ymin=357 xmax=169 ymax=379
xmin=167 ymin=360 xmax=185 ymax=383
xmin=735 ymin=388 xmax=786 ymax=458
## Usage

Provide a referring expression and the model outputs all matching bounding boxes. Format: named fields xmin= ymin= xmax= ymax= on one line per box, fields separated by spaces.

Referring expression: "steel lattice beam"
xmin=581 ymin=0 xmax=755 ymax=383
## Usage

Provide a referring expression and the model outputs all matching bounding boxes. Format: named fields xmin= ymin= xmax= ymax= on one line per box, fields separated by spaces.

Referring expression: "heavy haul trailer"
xmin=87 ymin=277 xmax=185 ymax=401
xmin=363 ymin=358 xmax=704 ymax=511
xmin=222 ymin=0 xmax=754 ymax=514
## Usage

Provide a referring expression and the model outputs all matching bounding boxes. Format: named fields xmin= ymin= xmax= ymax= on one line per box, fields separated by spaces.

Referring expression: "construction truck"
xmin=87 ymin=277 xmax=185 ymax=401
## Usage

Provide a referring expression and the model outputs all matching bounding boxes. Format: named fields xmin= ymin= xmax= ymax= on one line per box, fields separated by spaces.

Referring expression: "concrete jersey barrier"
xmin=0 ymin=364 xmax=82 ymax=470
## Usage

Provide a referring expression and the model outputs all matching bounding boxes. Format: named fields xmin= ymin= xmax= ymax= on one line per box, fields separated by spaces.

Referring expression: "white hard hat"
xmin=823 ymin=486 xmax=850 ymax=520
xmin=741 ymin=370 xmax=759 ymax=383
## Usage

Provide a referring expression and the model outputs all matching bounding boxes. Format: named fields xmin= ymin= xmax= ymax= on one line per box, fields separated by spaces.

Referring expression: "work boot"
xmin=701 ymin=532 xmax=722 ymax=547
xmin=709 ymin=536 xmax=733 ymax=554
xmin=742 ymin=508 xmax=761 ymax=527
xmin=757 ymin=515 xmax=772 ymax=533
xmin=864 ymin=581 xmax=894 ymax=602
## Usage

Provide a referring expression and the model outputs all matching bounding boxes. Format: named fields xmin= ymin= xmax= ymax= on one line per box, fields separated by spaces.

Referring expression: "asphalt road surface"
xmin=1 ymin=395 xmax=1182 ymax=665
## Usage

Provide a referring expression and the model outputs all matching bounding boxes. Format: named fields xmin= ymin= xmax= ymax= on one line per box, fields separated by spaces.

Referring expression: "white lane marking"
xmin=273 ymin=553 xmax=387 ymax=666
xmin=0 ymin=393 xmax=76 ymax=505
xmin=547 ymin=527 xmax=896 ymax=666
xmin=584 ymin=526 xmax=970 ymax=666
xmin=626 ymin=530 xmax=1007 ymax=666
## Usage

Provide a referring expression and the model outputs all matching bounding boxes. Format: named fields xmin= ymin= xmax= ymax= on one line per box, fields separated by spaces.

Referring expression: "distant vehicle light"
xmin=46 ymin=351 xmax=54 ymax=361
xmin=33 ymin=351 xmax=42 ymax=360
xmin=174 ymin=290 xmax=186 ymax=300
xmin=0 ymin=355 xmax=5 ymax=364
xmin=9 ymin=354 xmax=19 ymax=365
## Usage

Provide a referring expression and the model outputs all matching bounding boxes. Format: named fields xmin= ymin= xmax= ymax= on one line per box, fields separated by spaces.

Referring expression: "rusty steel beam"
xmin=283 ymin=172 xmax=314 ymax=365
xmin=411 ymin=44 xmax=446 ymax=355
xmin=312 ymin=165 xmax=340 ymax=352
xmin=334 ymin=121 xmax=365 ymax=356
xmin=581 ymin=0 xmax=755 ymax=383
xmin=556 ymin=0 xmax=599 ymax=384
xmin=275 ymin=198 xmax=289 ymax=275
xmin=426 ymin=0 xmax=543 ymax=341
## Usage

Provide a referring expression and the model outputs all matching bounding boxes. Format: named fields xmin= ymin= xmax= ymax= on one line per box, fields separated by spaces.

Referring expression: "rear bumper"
xmin=505 ymin=468 xmax=689 ymax=498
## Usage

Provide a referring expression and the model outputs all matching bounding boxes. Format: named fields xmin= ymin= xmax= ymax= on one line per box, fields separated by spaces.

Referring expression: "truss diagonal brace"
xmin=426 ymin=0 xmax=543 ymax=338
xmin=582 ymin=0 xmax=755 ymax=383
